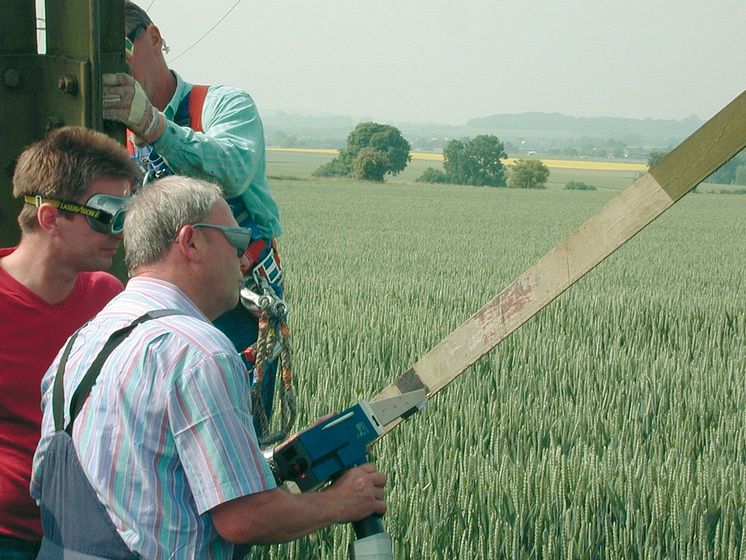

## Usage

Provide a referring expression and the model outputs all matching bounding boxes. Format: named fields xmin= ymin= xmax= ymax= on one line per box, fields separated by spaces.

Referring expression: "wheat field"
xmin=248 ymin=175 xmax=745 ymax=560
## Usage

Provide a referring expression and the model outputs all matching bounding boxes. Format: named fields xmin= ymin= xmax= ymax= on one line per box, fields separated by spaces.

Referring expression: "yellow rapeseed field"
xmin=266 ymin=147 xmax=647 ymax=172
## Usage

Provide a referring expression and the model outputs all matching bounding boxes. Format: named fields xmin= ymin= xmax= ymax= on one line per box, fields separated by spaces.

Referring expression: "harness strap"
xmin=53 ymin=310 xmax=182 ymax=435
xmin=126 ymin=84 xmax=208 ymax=156
xmin=245 ymin=238 xmax=269 ymax=268
xmin=188 ymin=85 xmax=209 ymax=132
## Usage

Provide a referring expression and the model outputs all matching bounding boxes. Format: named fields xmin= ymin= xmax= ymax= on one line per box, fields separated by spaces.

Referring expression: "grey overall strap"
xmin=52 ymin=309 xmax=182 ymax=434
xmin=52 ymin=330 xmax=80 ymax=432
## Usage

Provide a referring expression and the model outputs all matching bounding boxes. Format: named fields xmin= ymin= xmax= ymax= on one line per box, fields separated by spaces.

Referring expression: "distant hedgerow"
xmin=416 ymin=167 xmax=449 ymax=184
xmin=712 ymin=188 xmax=746 ymax=195
xmin=565 ymin=181 xmax=597 ymax=191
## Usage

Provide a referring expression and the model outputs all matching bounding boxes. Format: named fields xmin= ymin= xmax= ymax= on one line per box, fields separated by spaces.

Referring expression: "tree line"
xmin=313 ymin=122 xmax=551 ymax=189
xmin=312 ymin=122 xmax=746 ymax=190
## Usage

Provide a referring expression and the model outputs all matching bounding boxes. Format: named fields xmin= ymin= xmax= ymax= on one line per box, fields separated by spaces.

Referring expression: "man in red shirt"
xmin=0 ymin=127 xmax=140 ymax=558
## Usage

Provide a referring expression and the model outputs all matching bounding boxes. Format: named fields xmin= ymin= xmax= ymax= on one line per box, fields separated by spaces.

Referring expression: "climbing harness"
xmin=240 ymin=274 xmax=296 ymax=447
xmin=127 ymin=84 xmax=208 ymax=185
xmin=126 ymin=83 xmax=296 ymax=445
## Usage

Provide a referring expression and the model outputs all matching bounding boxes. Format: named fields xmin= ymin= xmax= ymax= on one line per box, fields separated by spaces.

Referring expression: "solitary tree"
xmin=647 ymin=150 xmax=668 ymax=169
xmin=508 ymin=159 xmax=550 ymax=189
xmin=443 ymin=135 xmax=508 ymax=187
xmin=351 ymin=147 xmax=389 ymax=182
xmin=313 ymin=122 xmax=411 ymax=182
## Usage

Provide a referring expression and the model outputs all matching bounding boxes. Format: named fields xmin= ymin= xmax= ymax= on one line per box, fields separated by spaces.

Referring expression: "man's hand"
xmin=324 ymin=463 xmax=387 ymax=523
xmin=103 ymin=73 xmax=166 ymax=145
xmin=210 ymin=463 xmax=387 ymax=545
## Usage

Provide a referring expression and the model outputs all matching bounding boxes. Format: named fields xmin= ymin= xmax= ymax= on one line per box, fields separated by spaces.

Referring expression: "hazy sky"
xmin=44 ymin=1 xmax=746 ymax=125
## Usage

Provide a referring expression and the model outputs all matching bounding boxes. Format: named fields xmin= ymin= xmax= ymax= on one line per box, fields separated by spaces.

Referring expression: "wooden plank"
xmin=373 ymin=90 xmax=746 ymax=433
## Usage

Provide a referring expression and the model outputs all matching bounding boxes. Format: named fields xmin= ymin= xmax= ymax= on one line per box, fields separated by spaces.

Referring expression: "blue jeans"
xmin=0 ymin=536 xmax=41 ymax=560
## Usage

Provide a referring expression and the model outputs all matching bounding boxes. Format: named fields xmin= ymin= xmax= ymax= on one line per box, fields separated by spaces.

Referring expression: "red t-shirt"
xmin=0 ymin=247 xmax=124 ymax=541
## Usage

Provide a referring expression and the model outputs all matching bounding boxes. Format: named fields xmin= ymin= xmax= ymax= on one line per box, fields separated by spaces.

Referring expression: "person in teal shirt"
xmin=103 ymin=1 xmax=285 ymax=435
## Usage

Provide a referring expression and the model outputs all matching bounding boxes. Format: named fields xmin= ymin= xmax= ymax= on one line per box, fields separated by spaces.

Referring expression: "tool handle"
xmin=352 ymin=514 xmax=384 ymax=539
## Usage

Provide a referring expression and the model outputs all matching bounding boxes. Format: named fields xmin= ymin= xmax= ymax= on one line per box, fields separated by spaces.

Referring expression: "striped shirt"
xmin=31 ymin=277 xmax=276 ymax=559
xmin=154 ymin=72 xmax=282 ymax=239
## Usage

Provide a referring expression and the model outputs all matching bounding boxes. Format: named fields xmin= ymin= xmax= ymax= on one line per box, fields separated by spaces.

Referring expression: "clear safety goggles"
xmin=25 ymin=194 xmax=129 ymax=236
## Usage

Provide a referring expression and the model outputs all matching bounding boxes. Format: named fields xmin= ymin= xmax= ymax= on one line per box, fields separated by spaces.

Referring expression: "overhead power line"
xmin=167 ymin=0 xmax=241 ymax=64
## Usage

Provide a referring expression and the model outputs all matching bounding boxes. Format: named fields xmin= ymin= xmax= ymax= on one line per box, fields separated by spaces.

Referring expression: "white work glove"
xmin=102 ymin=73 xmax=166 ymax=145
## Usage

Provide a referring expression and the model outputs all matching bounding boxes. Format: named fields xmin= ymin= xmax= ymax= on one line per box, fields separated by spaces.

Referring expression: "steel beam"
xmin=0 ymin=0 xmax=125 ymax=247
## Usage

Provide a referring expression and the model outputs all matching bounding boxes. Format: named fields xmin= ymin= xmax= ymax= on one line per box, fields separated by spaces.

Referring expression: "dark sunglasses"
xmin=192 ymin=223 xmax=252 ymax=257
xmin=125 ymin=24 xmax=146 ymax=59
xmin=25 ymin=194 xmax=128 ymax=236
xmin=127 ymin=23 xmax=146 ymax=44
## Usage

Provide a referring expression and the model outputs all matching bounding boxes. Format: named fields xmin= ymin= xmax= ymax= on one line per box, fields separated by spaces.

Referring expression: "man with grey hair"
xmin=31 ymin=176 xmax=387 ymax=559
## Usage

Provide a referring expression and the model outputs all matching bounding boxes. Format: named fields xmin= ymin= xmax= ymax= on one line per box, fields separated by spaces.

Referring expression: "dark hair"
xmin=124 ymin=1 xmax=153 ymax=39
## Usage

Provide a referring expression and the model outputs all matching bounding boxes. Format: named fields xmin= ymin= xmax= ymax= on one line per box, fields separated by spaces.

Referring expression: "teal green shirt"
xmin=154 ymin=72 xmax=282 ymax=238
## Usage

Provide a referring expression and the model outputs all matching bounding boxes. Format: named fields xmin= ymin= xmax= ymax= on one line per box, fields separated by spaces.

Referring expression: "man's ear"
xmin=175 ymin=225 xmax=201 ymax=263
xmin=36 ymin=204 xmax=61 ymax=235
xmin=147 ymin=24 xmax=165 ymax=50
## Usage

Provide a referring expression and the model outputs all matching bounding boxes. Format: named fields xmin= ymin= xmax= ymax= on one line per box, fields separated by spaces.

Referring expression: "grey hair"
xmin=123 ymin=176 xmax=224 ymax=274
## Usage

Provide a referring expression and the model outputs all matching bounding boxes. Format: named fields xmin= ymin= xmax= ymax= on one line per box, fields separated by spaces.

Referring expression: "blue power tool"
xmin=267 ymin=389 xmax=427 ymax=559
